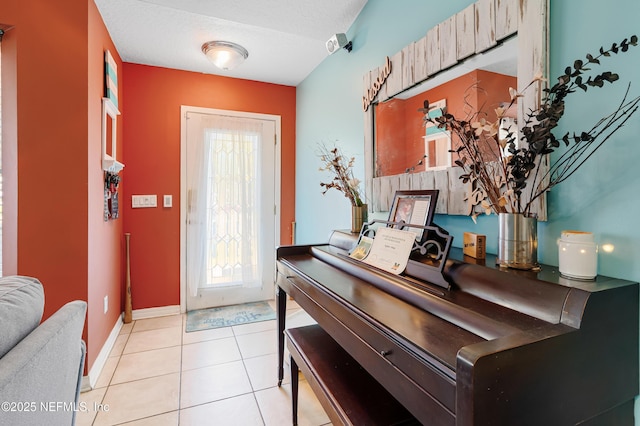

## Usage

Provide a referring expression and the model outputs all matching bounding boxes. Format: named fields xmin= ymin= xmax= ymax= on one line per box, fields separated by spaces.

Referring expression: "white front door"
xmin=181 ymin=106 xmax=280 ymax=311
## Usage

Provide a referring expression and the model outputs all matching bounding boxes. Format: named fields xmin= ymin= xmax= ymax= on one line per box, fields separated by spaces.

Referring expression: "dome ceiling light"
xmin=202 ymin=41 xmax=249 ymax=70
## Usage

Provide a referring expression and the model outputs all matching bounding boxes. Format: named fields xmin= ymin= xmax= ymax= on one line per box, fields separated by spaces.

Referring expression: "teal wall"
xmin=296 ymin=0 xmax=476 ymax=243
xmin=296 ymin=0 xmax=640 ymax=419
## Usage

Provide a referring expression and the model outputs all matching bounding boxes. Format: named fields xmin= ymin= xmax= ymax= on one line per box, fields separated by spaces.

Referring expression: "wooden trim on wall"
xmin=363 ymin=0 xmax=549 ymax=220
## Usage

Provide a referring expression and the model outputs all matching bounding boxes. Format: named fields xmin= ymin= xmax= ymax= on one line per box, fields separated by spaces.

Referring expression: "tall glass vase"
xmin=351 ymin=204 xmax=368 ymax=233
xmin=497 ymin=213 xmax=538 ymax=270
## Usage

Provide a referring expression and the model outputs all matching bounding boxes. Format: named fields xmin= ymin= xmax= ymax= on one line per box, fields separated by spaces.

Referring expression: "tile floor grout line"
xmin=250 ymin=388 xmax=268 ymax=426
xmin=90 ymin=319 xmax=133 ymax=426
xmin=81 ymin=308 xmax=329 ymax=425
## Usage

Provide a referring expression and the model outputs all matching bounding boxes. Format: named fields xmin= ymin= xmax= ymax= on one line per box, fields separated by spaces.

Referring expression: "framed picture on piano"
xmin=388 ymin=190 xmax=438 ymax=240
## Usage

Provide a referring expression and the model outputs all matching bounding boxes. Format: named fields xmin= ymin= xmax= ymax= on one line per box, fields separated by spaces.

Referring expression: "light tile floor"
xmin=77 ymin=301 xmax=329 ymax=426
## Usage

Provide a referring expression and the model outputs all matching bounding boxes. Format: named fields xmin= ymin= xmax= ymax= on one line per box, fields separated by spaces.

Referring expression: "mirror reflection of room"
xmin=375 ymin=68 xmax=516 ymax=177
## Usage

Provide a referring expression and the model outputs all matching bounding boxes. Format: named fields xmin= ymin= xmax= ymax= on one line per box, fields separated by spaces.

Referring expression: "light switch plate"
xmin=163 ymin=195 xmax=172 ymax=208
xmin=132 ymin=195 xmax=157 ymax=208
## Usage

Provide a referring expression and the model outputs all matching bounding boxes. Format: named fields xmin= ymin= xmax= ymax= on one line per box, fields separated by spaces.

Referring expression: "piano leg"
xmin=290 ymin=354 xmax=299 ymax=426
xmin=276 ymin=286 xmax=287 ymax=387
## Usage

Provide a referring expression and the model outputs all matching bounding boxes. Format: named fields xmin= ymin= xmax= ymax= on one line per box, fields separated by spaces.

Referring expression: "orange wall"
xmin=0 ymin=0 xmax=294 ymax=372
xmin=375 ymin=70 xmax=516 ymax=175
xmin=122 ymin=64 xmax=296 ymax=310
xmin=375 ymin=98 xmax=409 ymax=176
xmin=1 ymin=0 xmax=88 ymax=311
xmin=0 ymin=0 xmax=124 ymax=374
xmin=86 ymin=1 xmax=125 ymax=372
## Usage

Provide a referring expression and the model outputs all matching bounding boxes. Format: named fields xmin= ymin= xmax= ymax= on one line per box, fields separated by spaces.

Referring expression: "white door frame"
xmin=179 ymin=105 xmax=281 ymax=313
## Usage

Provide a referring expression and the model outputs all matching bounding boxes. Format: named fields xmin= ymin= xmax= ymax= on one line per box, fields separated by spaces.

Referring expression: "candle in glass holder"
xmin=557 ymin=231 xmax=598 ymax=280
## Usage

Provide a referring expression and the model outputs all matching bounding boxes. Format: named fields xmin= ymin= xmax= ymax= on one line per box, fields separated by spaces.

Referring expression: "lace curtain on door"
xmin=186 ymin=113 xmax=263 ymax=297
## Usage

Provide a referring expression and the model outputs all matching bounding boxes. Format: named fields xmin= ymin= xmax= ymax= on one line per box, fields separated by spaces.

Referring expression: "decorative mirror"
xmin=101 ymin=97 xmax=123 ymax=173
xmin=363 ymin=0 xmax=549 ymax=219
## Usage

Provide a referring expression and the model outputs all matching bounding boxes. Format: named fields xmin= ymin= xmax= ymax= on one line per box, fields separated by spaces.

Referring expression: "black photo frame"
xmin=388 ymin=190 xmax=439 ymax=239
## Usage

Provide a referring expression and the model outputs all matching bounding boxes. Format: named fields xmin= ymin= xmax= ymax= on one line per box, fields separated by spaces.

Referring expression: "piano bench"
xmin=285 ymin=324 xmax=418 ymax=426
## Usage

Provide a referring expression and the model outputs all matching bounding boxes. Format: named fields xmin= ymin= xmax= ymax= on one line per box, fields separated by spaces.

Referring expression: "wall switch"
xmin=132 ymin=195 xmax=158 ymax=208
xmin=163 ymin=195 xmax=172 ymax=208
xmin=103 ymin=295 xmax=108 ymax=314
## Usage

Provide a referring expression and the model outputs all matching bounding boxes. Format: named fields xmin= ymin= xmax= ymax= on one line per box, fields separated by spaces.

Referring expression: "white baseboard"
xmin=80 ymin=305 xmax=182 ymax=392
xmin=132 ymin=305 xmax=181 ymax=320
xmin=82 ymin=316 xmax=123 ymax=392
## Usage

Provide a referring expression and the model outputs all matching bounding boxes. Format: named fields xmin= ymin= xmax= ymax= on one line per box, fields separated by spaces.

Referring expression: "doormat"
xmin=186 ymin=301 xmax=276 ymax=332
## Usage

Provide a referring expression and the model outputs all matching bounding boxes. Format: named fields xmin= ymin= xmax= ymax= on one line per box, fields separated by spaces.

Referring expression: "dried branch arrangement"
xmin=421 ymin=35 xmax=639 ymax=217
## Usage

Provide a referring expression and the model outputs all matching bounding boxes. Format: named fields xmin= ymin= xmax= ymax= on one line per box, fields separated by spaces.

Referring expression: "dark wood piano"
xmin=276 ymin=230 xmax=639 ymax=425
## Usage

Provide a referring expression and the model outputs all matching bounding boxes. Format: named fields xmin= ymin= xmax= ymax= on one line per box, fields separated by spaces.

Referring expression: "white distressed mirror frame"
xmin=363 ymin=0 xmax=549 ymax=220
xmin=102 ymin=97 xmax=124 ymax=173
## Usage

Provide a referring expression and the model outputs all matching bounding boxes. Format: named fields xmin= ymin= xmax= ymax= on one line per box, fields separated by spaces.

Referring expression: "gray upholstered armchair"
xmin=0 ymin=276 xmax=87 ymax=426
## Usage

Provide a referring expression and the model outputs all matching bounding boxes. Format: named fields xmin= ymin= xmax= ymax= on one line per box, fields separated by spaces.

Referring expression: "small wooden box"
xmin=463 ymin=232 xmax=486 ymax=259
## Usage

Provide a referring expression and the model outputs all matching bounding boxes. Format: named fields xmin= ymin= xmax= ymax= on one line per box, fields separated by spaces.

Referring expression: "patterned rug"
xmin=186 ymin=301 xmax=276 ymax=332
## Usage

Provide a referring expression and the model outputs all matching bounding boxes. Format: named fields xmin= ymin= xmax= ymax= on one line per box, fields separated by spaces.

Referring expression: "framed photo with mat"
xmin=388 ymin=190 xmax=438 ymax=240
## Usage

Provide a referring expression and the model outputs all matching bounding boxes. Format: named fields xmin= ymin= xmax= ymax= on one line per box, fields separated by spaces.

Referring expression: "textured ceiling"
xmin=94 ymin=0 xmax=368 ymax=86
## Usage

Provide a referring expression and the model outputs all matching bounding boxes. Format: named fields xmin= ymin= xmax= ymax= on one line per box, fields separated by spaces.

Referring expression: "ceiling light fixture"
xmin=201 ymin=41 xmax=249 ymax=70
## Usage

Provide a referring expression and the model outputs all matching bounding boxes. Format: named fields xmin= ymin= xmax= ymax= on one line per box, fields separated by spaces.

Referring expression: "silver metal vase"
xmin=497 ymin=213 xmax=538 ymax=270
